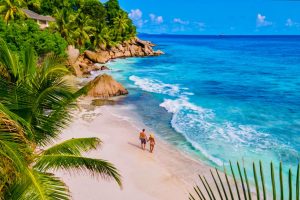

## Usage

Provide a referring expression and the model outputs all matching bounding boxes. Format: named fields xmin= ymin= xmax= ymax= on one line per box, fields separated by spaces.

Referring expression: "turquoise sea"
xmin=103 ymin=35 xmax=300 ymax=172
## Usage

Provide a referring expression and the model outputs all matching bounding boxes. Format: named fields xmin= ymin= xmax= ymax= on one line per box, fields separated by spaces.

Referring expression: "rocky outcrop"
xmin=86 ymin=74 xmax=128 ymax=98
xmin=67 ymin=37 xmax=164 ymax=77
xmin=83 ymin=37 xmax=164 ymax=64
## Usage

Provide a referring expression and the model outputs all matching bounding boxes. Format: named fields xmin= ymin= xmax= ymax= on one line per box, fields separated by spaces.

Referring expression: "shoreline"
xmin=54 ymin=99 xmax=219 ymax=199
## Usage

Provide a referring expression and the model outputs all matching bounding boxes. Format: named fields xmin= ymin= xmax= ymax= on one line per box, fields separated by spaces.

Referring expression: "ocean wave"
xmin=129 ymin=75 xmax=188 ymax=96
xmin=129 ymin=76 xmax=297 ymax=166
xmin=159 ymin=96 xmax=295 ymax=165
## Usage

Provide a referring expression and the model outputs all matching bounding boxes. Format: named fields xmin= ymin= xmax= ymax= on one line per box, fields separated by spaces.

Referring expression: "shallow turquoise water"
xmin=104 ymin=35 xmax=300 ymax=175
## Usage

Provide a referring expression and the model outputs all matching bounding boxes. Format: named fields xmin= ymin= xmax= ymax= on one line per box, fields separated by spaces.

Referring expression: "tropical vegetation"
xmin=0 ymin=0 xmax=135 ymax=198
xmin=0 ymin=18 xmax=67 ymax=56
xmin=0 ymin=39 xmax=121 ymax=199
xmin=0 ymin=0 xmax=136 ymax=55
xmin=189 ymin=161 xmax=299 ymax=200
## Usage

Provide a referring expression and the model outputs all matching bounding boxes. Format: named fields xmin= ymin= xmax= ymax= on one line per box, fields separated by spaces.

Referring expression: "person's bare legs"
xmin=150 ymin=145 xmax=154 ymax=153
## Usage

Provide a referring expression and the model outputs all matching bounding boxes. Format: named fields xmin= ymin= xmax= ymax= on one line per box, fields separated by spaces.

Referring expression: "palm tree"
xmin=0 ymin=39 xmax=122 ymax=199
xmin=71 ymin=12 xmax=96 ymax=47
xmin=92 ymin=26 xmax=111 ymax=49
xmin=24 ymin=0 xmax=40 ymax=11
xmin=113 ymin=12 xmax=129 ymax=42
xmin=189 ymin=161 xmax=299 ymax=200
xmin=51 ymin=8 xmax=74 ymax=45
xmin=0 ymin=0 xmax=26 ymax=22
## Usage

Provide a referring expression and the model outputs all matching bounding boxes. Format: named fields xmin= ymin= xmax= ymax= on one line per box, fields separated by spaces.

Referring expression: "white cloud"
xmin=256 ymin=13 xmax=272 ymax=27
xmin=128 ymin=9 xmax=147 ymax=28
xmin=149 ymin=14 xmax=164 ymax=24
xmin=129 ymin=9 xmax=142 ymax=21
xmin=173 ymin=18 xmax=189 ymax=25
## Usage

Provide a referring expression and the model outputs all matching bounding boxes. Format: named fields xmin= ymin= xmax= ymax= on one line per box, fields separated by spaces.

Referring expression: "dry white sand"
xmin=54 ymin=101 xmax=227 ymax=200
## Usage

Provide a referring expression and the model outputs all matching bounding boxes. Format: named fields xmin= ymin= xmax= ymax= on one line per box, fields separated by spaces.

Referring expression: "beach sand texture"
xmin=54 ymin=100 xmax=238 ymax=200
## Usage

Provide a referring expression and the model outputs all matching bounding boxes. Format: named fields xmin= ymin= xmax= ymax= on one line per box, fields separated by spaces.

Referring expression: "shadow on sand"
xmin=128 ymin=142 xmax=150 ymax=152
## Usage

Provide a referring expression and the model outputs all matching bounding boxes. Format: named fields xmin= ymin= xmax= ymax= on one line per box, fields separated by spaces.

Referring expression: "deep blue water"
xmin=106 ymin=35 xmax=300 ymax=171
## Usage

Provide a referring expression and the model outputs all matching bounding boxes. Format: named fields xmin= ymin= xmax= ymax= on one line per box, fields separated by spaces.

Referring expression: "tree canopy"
xmin=0 ymin=0 xmax=137 ymax=55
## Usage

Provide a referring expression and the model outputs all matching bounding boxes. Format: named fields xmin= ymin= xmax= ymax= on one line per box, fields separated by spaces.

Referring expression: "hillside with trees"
xmin=0 ymin=0 xmax=136 ymax=56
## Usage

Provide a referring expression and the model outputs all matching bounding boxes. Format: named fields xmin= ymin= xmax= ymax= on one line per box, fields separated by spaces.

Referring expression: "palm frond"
xmin=190 ymin=161 xmax=300 ymax=200
xmin=42 ymin=137 xmax=102 ymax=156
xmin=6 ymin=170 xmax=70 ymax=200
xmin=22 ymin=46 xmax=36 ymax=82
xmin=34 ymin=154 xmax=122 ymax=187
xmin=0 ymin=38 xmax=19 ymax=81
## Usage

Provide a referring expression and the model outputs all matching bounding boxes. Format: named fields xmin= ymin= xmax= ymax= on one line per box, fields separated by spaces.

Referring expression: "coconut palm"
xmin=51 ymin=8 xmax=74 ymax=45
xmin=189 ymin=161 xmax=299 ymax=200
xmin=70 ymin=12 xmax=96 ymax=47
xmin=0 ymin=39 xmax=122 ymax=199
xmin=92 ymin=26 xmax=112 ymax=49
xmin=0 ymin=109 xmax=33 ymax=198
xmin=113 ymin=12 xmax=129 ymax=41
xmin=0 ymin=0 xmax=26 ymax=22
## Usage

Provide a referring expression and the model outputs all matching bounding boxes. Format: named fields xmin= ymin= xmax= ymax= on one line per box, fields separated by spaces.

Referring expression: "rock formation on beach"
xmin=68 ymin=37 xmax=164 ymax=77
xmin=86 ymin=74 xmax=129 ymax=98
xmin=84 ymin=37 xmax=164 ymax=64
xmin=68 ymin=37 xmax=163 ymax=98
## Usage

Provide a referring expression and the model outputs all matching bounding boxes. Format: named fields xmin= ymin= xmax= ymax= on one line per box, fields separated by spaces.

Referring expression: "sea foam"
xmin=129 ymin=75 xmax=182 ymax=96
xmin=129 ymin=75 xmax=295 ymax=166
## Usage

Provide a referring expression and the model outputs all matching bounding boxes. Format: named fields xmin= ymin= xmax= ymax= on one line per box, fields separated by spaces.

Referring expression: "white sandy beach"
xmin=54 ymin=99 xmax=230 ymax=200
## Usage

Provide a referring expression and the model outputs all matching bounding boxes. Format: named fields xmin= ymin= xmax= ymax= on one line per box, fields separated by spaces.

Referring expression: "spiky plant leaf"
xmin=230 ymin=161 xmax=241 ymax=200
xmin=237 ymin=162 xmax=247 ymax=200
xmin=216 ymin=168 xmax=228 ymax=200
xmin=259 ymin=161 xmax=266 ymax=200
xmin=42 ymin=137 xmax=102 ymax=156
xmin=7 ymin=170 xmax=70 ymax=200
xmin=280 ymin=162 xmax=284 ymax=200
xmin=34 ymin=154 xmax=122 ymax=187
xmin=271 ymin=162 xmax=276 ymax=200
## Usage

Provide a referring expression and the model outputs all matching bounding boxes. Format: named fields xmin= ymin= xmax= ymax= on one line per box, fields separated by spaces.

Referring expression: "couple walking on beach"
xmin=139 ymin=129 xmax=156 ymax=153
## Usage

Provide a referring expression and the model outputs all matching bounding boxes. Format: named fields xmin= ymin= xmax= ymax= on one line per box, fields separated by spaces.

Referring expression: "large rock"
xmin=67 ymin=45 xmax=80 ymax=65
xmin=86 ymin=74 xmax=128 ymax=98
xmin=84 ymin=50 xmax=111 ymax=64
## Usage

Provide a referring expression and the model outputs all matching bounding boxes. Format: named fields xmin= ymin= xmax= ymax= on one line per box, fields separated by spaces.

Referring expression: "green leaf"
xmin=216 ymin=168 xmax=229 ymax=200
xmin=271 ymin=162 xmax=276 ymax=200
xmin=230 ymin=161 xmax=241 ymax=200
xmin=237 ymin=161 xmax=247 ymax=200
xmin=210 ymin=169 xmax=224 ymax=200
xmin=280 ymin=162 xmax=284 ymax=200
xmin=42 ymin=137 xmax=102 ymax=156
xmin=289 ymin=169 xmax=293 ymax=200
xmin=224 ymin=166 xmax=234 ymax=200
xmin=253 ymin=162 xmax=260 ymax=200
xmin=34 ymin=154 xmax=122 ymax=187
xmin=244 ymin=166 xmax=252 ymax=200
xmin=259 ymin=161 xmax=266 ymax=200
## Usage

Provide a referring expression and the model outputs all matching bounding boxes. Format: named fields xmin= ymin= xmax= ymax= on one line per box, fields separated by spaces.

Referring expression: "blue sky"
xmin=117 ymin=0 xmax=300 ymax=35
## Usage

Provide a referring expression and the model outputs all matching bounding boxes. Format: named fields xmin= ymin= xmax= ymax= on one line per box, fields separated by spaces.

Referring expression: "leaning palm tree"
xmin=0 ymin=0 xmax=26 ymax=22
xmin=189 ymin=161 xmax=299 ymax=200
xmin=0 ymin=39 xmax=122 ymax=199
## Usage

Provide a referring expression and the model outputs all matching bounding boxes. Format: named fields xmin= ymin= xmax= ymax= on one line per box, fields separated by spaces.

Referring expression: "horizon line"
xmin=138 ymin=33 xmax=300 ymax=36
